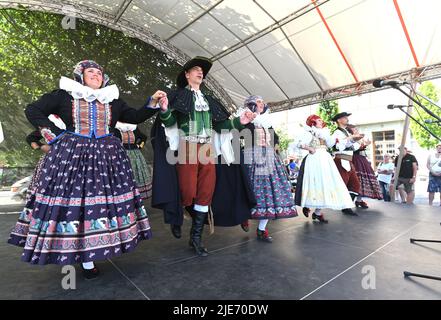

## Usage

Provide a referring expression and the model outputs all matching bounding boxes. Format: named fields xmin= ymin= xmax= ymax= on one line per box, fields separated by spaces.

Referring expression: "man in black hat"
xmin=150 ymin=56 xmax=256 ymax=257
xmin=331 ymin=112 xmax=365 ymax=215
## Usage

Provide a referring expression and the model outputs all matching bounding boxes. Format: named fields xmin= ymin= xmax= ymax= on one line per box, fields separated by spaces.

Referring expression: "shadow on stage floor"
xmin=1 ymin=201 xmax=440 ymax=300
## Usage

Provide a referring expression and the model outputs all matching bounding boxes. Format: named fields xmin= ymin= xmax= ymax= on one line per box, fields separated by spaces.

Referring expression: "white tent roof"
xmin=2 ymin=0 xmax=441 ymax=111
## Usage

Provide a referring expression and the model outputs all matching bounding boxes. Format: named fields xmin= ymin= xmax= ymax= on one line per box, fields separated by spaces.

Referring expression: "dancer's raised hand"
xmin=152 ymin=90 xmax=167 ymax=104
xmin=240 ymin=110 xmax=256 ymax=125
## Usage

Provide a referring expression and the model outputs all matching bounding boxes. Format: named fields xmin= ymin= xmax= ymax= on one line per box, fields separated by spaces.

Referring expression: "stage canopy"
xmin=2 ymin=0 xmax=441 ymax=111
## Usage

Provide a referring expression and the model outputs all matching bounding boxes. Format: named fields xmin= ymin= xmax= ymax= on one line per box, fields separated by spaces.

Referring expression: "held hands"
xmin=152 ymin=90 xmax=167 ymax=105
xmin=159 ymin=96 xmax=168 ymax=112
xmin=308 ymin=146 xmax=316 ymax=154
xmin=240 ymin=110 xmax=257 ymax=125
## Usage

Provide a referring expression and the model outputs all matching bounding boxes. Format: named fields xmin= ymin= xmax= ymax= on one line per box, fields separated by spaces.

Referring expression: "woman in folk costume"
xmin=115 ymin=122 xmax=152 ymax=200
xmin=294 ymin=115 xmax=354 ymax=223
xmin=8 ymin=60 xmax=164 ymax=279
xmin=346 ymin=124 xmax=383 ymax=202
xmin=239 ymin=95 xmax=297 ymax=242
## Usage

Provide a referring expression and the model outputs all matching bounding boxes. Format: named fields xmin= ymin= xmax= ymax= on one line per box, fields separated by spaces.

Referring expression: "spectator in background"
xmin=377 ymin=154 xmax=394 ymax=202
xmin=427 ymin=143 xmax=441 ymax=206
xmin=393 ymin=147 xmax=418 ymax=204
xmin=287 ymin=159 xmax=296 ymax=174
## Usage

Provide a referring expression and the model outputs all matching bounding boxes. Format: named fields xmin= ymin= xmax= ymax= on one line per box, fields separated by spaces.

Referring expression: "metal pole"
xmin=392 ymin=80 xmax=416 ymax=202
xmin=410 ymin=238 xmax=441 ymax=244
xmin=403 ymin=271 xmax=441 ymax=281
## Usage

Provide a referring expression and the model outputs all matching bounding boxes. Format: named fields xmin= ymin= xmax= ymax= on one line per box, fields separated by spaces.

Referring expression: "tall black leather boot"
xmin=341 ymin=193 xmax=358 ymax=216
xmin=190 ymin=210 xmax=208 ymax=257
xmin=186 ymin=206 xmax=195 ymax=247
xmin=170 ymin=224 xmax=182 ymax=239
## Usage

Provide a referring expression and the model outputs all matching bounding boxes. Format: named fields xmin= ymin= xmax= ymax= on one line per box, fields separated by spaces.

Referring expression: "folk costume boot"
xmin=256 ymin=228 xmax=273 ymax=243
xmin=302 ymin=207 xmax=311 ymax=218
xmin=312 ymin=212 xmax=329 ymax=223
xmin=170 ymin=224 xmax=182 ymax=239
xmin=81 ymin=262 xmax=100 ymax=280
xmin=189 ymin=210 xmax=209 ymax=257
xmin=355 ymin=200 xmax=369 ymax=209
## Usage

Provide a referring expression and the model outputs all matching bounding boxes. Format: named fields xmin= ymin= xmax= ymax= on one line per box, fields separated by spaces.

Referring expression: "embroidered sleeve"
xmin=25 ymin=90 xmax=66 ymax=139
xmin=159 ymin=109 xmax=177 ymax=127
xmin=213 ymin=116 xmax=244 ymax=133
xmin=40 ymin=127 xmax=65 ymax=145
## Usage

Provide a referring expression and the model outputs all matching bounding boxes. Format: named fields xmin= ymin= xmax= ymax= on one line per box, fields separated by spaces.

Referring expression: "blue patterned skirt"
xmin=8 ymin=134 xmax=152 ymax=265
xmin=428 ymin=173 xmax=441 ymax=193
xmin=244 ymin=146 xmax=297 ymax=220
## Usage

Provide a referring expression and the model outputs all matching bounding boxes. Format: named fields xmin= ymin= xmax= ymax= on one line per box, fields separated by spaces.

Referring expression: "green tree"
xmin=409 ymin=81 xmax=441 ymax=149
xmin=275 ymin=128 xmax=292 ymax=152
xmin=317 ymin=99 xmax=340 ymax=132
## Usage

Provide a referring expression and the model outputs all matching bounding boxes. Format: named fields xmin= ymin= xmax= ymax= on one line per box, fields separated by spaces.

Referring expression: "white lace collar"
xmin=191 ymin=88 xmax=209 ymax=111
xmin=59 ymin=76 xmax=119 ymax=104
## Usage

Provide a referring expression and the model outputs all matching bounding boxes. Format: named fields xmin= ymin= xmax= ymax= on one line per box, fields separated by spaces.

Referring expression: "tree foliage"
xmin=317 ymin=99 xmax=340 ymax=133
xmin=409 ymin=81 xmax=441 ymax=149
xmin=275 ymin=128 xmax=292 ymax=152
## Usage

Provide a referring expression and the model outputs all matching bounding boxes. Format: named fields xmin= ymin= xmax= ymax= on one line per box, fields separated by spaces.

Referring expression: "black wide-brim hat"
xmin=332 ymin=112 xmax=352 ymax=122
xmin=176 ymin=56 xmax=213 ymax=88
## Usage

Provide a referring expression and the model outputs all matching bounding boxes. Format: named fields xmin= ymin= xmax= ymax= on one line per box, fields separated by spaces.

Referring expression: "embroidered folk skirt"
xmin=352 ymin=153 xmax=383 ymax=199
xmin=126 ymin=149 xmax=152 ymax=200
xmin=8 ymin=134 xmax=152 ymax=265
xmin=244 ymin=146 xmax=297 ymax=220
xmin=25 ymin=154 xmax=47 ymax=204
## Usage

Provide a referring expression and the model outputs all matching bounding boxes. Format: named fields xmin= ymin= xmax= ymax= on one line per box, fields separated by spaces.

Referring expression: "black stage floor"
xmin=1 ymin=201 xmax=440 ymax=300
